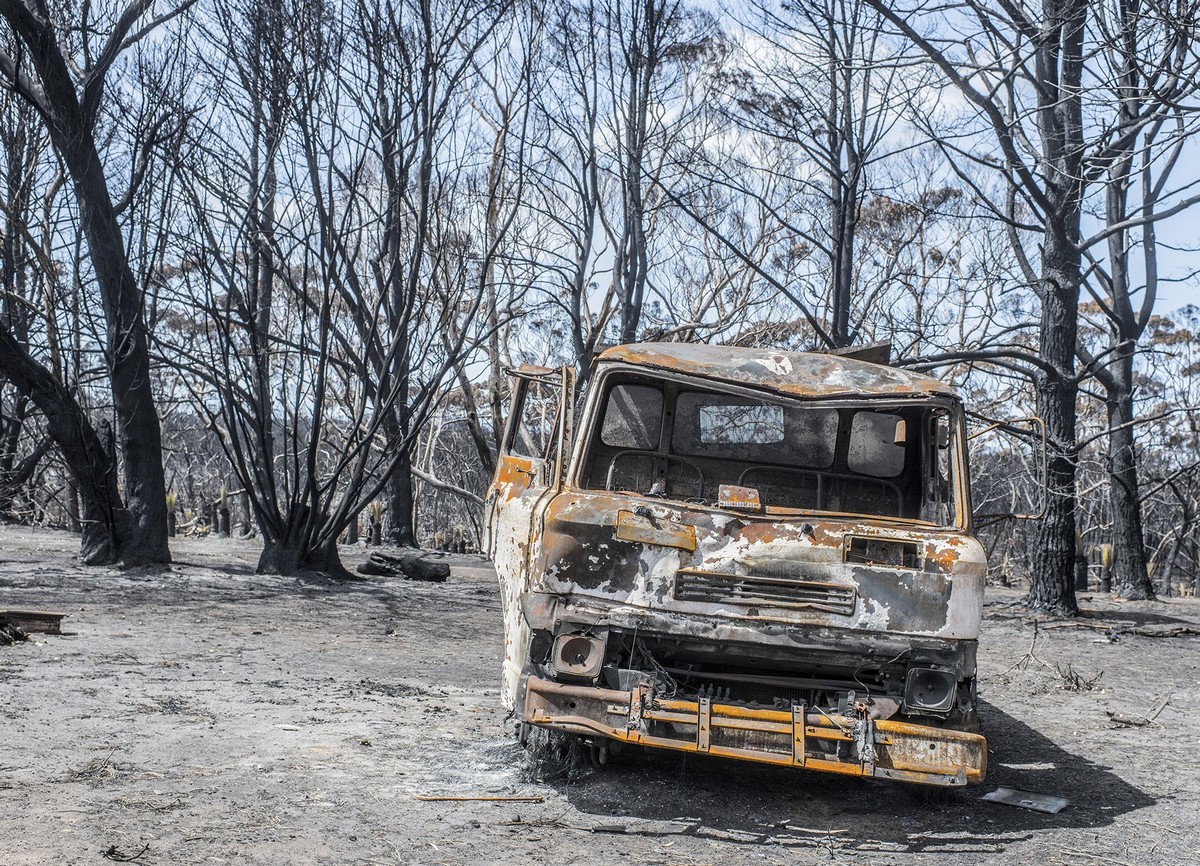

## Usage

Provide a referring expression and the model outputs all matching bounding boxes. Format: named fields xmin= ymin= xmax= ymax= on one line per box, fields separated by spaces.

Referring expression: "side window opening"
xmin=585 ymin=380 xmax=665 ymax=491
xmin=508 ymin=379 xmax=563 ymax=464
xmin=921 ymin=410 xmax=954 ymax=524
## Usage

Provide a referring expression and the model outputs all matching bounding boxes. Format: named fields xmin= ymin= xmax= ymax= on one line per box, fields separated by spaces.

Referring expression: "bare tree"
xmin=157 ymin=0 xmax=506 ymax=573
xmin=1074 ymin=0 xmax=1200 ymax=599
xmin=0 ymin=0 xmax=189 ymax=564
xmin=729 ymin=0 xmax=917 ymax=347
xmin=524 ymin=0 xmax=717 ymax=382
xmin=866 ymin=0 xmax=1106 ymax=615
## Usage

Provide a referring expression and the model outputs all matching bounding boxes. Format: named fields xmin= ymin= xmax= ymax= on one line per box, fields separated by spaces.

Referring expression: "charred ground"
xmin=0 ymin=526 xmax=1196 ymax=865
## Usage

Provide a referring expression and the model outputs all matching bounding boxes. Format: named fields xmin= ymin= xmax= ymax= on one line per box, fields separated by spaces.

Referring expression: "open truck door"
xmin=484 ymin=364 xmax=575 ymax=706
xmin=966 ymin=414 xmax=1048 ymax=527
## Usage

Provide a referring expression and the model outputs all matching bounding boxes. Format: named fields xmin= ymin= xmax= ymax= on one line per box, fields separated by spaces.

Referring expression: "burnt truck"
xmin=483 ymin=343 xmax=988 ymax=787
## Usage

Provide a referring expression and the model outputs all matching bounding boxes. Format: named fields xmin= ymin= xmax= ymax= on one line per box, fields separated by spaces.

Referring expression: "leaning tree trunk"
xmin=4 ymin=11 xmax=172 ymax=566
xmin=0 ymin=325 xmax=128 ymax=563
xmin=1028 ymin=239 xmax=1080 ymax=616
xmin=58 ymin=143 xmax=170 ymax=565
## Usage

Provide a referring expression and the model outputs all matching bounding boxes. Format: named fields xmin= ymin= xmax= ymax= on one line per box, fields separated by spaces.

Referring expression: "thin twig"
xmin=415 ymin=794 xmax=544 ymax=802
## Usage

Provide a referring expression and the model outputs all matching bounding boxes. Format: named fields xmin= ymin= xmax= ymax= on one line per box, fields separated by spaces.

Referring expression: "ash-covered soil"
xmin=1 ymin=525 xmax=1197 ymax=865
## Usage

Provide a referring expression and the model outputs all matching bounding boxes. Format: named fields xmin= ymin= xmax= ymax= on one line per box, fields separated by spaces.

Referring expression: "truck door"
xmin=484 ymin=364 xmax=574 ymax=706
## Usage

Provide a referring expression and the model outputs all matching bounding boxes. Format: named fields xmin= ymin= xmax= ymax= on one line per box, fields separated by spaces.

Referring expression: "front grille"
xmin=673 ymin=569 xmax=857 ymax=615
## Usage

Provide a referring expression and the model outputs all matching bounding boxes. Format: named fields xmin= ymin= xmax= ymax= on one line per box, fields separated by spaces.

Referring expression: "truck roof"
xmin=596 ymin=342 xmax=957 ymax=400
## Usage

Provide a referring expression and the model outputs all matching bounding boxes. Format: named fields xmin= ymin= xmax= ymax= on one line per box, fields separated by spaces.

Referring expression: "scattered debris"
xmin=0 ymin=609 xmax=66 ymax=634
xmin=1032 ymin=618 xmax=1200 ymax=638
xmin=1107 ymin=693 xmax=1171 ymax=728
xmin=1054 ymin=662 xmax=1103 ymax=691
xmin=357 ymin=551 xmax=449 ymax=582
xmin=68 ymin=749 xmax=121 ymax=786
xmin=415 ymin=794 xmax=544 ymax=803
xmin=0 ymin=617 xmax=28 ymax=646
xmin=981 ymin=786 xmax=1069 ymax=813
xmin=101 ymin=843 xmax=151 ymax=862
xmin=1128 ymin=624 xmax=1200 ymax=638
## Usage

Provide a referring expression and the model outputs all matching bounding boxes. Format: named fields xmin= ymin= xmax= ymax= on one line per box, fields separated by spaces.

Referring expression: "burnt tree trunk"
xmin=1093 ymin=38 xmax=1154 ymax=601
xmin=826 ymin=48 xmax=860 ymax=350
xmin=257 ymin=537 xmax=347 ymax=577
xmin=1023 ymin=0 xmax=1088 ymax=615
xmin=1106 ymin=347 xmax=1153 ymax=599
xmin=256 ymin=509 xmax=349 ymax=577
xmin=1028 ymin=232 xmax=1081 ymax=616
xmin=385 ymin=442 xmax=417 ymax=548
xmin=61 ymin=144 xmax=170 ymax=564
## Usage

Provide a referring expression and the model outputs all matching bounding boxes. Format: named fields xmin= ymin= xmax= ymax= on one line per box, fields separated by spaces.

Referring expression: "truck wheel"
xmin=902 ymin=782 xmax=963 ymax=806
xmin=518 ymin=723 xmax=586 ymax=781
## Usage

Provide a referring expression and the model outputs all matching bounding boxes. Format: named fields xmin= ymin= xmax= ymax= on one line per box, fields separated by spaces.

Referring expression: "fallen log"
xmin=357 ymin=550 xmax=449 ymax=582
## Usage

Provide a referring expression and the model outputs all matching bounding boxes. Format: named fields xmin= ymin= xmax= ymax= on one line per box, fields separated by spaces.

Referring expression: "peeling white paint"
xmin=857 ymin=597 xmax=892 ymax=630
xmin=936 ymin=537 xmax=986 ymax=639
xmin=739 ymin=353 xmax=793 ymax=376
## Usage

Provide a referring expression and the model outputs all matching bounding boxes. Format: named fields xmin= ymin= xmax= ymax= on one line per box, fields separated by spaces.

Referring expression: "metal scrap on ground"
xmin=0 ymin=609 xmax=65 ymax=634
xmin=981 ymin=786 xmax=1069 ymax=814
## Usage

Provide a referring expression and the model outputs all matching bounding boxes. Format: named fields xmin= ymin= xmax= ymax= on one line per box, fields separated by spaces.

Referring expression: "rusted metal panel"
xmin=524 ymin=676 xmax=986 ymax=786
xmin=614 ymin=509 xmax=697 ymax=552
xmin=597 ymin=343 xmax=956 ymax=400
xmin=538 ymin=491 xmax=984 ymax=639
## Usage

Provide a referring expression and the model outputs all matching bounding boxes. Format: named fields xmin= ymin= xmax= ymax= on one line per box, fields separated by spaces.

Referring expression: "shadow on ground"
xmin=546 ymin=699 xmax=1153 ymax=855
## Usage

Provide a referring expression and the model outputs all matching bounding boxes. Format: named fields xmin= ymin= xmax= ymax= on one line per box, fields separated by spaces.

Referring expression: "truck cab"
xmin=485 ymin=343 xmax=987 ymax=787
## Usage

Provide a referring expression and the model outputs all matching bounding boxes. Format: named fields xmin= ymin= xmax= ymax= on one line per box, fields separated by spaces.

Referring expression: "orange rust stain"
xmin=615 ymin=510 xmax=697 ymax=551
xmin=496 ymin=455 xmax=535 ymax=500
xmin=737 ymin=521 xmax=791 ymax=545
xmin=925 ymin=538 xmax=965 ymax=569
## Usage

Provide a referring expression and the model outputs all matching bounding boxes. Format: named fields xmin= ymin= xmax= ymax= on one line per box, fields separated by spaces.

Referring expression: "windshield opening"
xmin=581 ymin=375 xmax=958 ymax=525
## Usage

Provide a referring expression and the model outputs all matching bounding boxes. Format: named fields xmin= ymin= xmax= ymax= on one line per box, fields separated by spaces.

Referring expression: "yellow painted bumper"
xmin=524 ymin=676 xmax=986 ymax=787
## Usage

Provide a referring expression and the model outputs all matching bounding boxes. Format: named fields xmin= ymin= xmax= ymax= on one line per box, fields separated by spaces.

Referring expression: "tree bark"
xmin=257 ymin=536 xmax=348 ymax=578
xmin=385 ymin=444 xmax=417 ymax=547
xmin=63 ymin=143 xmax=171 ymax=564
xmin=1106 ymin=347 xmax=1154 ymax=598
xmin=1028 ymin=236 xmax=1081 ymax=616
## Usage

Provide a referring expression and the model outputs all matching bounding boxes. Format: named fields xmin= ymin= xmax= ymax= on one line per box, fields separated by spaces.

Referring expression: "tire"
xmin=518 ymin=723 xmax=588 ymax=782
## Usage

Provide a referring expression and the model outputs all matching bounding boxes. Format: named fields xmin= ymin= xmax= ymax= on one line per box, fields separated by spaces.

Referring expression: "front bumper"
xmin=523 ymin=675 xmax=986 ymax=787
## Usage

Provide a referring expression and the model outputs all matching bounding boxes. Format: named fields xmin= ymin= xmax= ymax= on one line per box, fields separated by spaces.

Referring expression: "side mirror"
xmin=967 ymin=414 xmax=1047 ymax=525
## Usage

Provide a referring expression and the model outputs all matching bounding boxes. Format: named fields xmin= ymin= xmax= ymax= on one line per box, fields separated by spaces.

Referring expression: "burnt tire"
xmin=518 ymin=723 xmax=588 ymax=782
xmin=902 ymin=782 xmax=964 ymax=806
